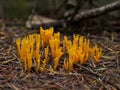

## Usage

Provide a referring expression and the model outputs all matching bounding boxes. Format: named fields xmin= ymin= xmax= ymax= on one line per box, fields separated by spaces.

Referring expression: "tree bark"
xmin=74 ymin=0 xmax=120 ymax=21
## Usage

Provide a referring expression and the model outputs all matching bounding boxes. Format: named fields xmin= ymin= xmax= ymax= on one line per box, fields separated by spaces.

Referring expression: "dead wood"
xmin=74 ymin=1 xmax=120 ymax=21
xmin=28 ymin=1 xmax=120 ymax=29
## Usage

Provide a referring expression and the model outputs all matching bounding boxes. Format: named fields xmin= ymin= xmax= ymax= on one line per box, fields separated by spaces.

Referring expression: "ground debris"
xmin=0 ymin=25 xmax=120 ymax=90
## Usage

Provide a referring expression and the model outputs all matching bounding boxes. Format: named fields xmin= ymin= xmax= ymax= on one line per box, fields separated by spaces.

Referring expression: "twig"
xmin=55 ymin=0 xmax=68 ymax=14
xmin=105 ymin=80 xmax=120 ymax=90
xmin=101 ymin=56 xmax=116 ymax=60
xmin=76 ymin=64 xmax=120 ymax=89
xmin=77 ymin=64 xmax=101 ymax=77
xmin=0 ymin=52 xmax=19 ymax=66
xmin=46 ymin=68 xmax=82 ymax=76
xmin=68 ymin=0 xmax=86 ymax=21
xmin=1 ymin=57 xmax=16 ymax=65
xmin=97 ymin=78 xmax=109 ymax=89
xmin=29 ymin=0 xmax=39 ymax=25
xmin=0 ymin=48 xmax=4 ymax=51
xmin=74 ymin=1 xmax=120 ymax=21
xmin=116 ymin=54 xmax=120 ymax=74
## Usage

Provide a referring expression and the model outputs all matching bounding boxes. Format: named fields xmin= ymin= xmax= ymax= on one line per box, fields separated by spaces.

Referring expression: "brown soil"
xmin=0 ymin=22 xmax=120 ymax=90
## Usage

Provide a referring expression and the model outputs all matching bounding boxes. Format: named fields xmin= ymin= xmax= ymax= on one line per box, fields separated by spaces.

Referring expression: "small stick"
xmin=1 ymin=57 xmax=16 ymax=65
xmin=0 ymin=52 xmax=20 ymax=66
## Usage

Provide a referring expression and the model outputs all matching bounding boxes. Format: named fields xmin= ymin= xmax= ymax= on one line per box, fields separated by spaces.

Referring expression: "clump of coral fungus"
xmin=16 ymin=27 xmax=102 ymax=72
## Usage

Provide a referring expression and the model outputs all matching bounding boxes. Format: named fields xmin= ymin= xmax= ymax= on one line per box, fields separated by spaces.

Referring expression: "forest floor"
xmin=0 ymin=20 xmax=120 ymax=90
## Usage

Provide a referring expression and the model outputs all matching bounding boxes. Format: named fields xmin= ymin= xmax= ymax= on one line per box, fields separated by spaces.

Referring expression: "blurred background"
xmin=0 ymin=0 xmax=118 ymax=19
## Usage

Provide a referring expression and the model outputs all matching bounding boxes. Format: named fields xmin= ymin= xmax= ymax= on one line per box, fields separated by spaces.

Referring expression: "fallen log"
xmin=26 ymin=1 xmax=120 ymax=29
xmin=74 ymin=0 xmax=120 ymax=21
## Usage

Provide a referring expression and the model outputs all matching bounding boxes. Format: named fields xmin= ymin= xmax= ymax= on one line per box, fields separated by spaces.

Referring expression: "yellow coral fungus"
xmin=53 ymin=57 xmax=59 ymax=70
xmin=63 ymin=36 xmax=72 ymax=52
xmin=40 ymin=27 xmax=54 ymax=47
xmin=16 ymin=27 xmax=102 ymax=72
xmin=40 ymin=59 xmax=47 ymax=72
xmin=26 ymin=53 xmax=32 ymax=71
xmin=53 ymin=48 xmax=63 ymax=70
xmin=44 ymin=46 xmax=49 ymax=59
xmin=63 ymin=58 xmax=69 ymax=71
xmin=49 ymin=37 xmax=60 ymax=57
xmin=93 ymin=45 xmax=102 ymax=62
xmin=73 ymin=34 xmax=79 ymax=47
xmin=54 ymin=32 xmax=60 ymax=40
xmin=35 ymin=53 xmax=41 ymax=71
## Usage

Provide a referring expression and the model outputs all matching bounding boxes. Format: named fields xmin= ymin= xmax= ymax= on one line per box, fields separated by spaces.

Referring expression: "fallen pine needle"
xmin=101 ymin=56 xmax=116 ymax=60
xmin=0 ymin=52 xmax=20 ymax=66
xmin=1 ymin=57 xmax=16 ymax=65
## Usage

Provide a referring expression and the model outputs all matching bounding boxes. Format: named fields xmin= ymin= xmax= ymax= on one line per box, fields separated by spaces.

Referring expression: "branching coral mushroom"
xmin=16 ymin=27 xmax=102 ymax=72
